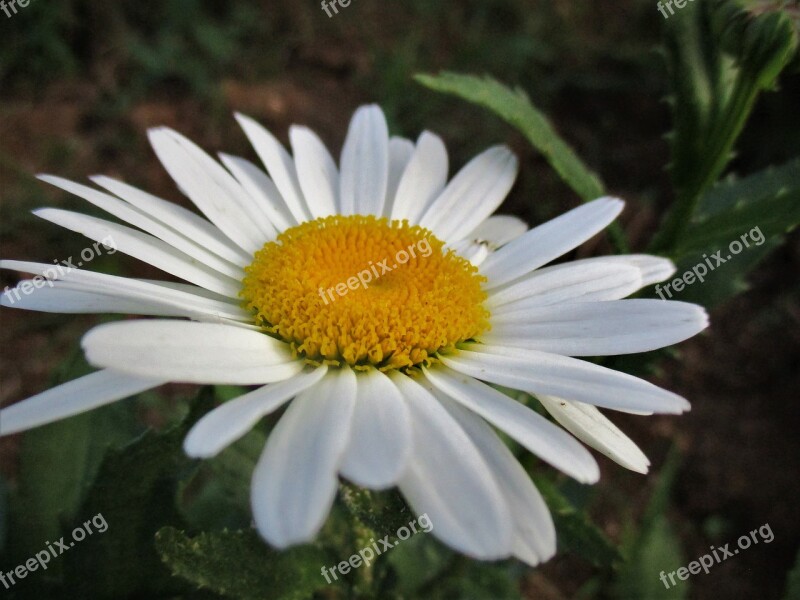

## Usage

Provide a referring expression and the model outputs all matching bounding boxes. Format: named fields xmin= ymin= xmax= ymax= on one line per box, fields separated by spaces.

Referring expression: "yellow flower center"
xmin=241 ymin=215 xmax=489 ymax=371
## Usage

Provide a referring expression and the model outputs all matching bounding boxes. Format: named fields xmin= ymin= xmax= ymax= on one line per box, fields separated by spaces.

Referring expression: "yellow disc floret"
xmin=240 ymin=215 xmax=489 ymax=371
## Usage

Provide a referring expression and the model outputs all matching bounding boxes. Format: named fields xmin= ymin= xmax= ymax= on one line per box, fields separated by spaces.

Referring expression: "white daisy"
xmin=0 ymin=104 xmax=708 ymax=565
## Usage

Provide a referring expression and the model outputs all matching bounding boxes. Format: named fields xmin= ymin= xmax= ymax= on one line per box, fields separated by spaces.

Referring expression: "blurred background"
xmin=0 ymin=1 xmax=799 ymax=598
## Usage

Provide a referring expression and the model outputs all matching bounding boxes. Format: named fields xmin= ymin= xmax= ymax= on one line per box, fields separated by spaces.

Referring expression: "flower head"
xmin=0 ymin=105 xmax=708 ymax=564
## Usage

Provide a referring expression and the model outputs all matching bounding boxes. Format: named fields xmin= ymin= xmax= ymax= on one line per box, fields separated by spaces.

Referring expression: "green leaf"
xmin=784 ymin=547 xmax=800 ymax=600
xmin=178 ymin=427 xmax=264 ymax=532
xmin=652 ymin=160 xmax=800 ymax=306
xmin=415 ymin=71 xmax=605 ymax=201
xmin=676 ymin=189 xmax=800 ymax=255
xmin=6 ymin=351 xmax=143 ymax=564
xmin=613 ymin=516 xmax=687 ymax=600
xmin=414 ymin=556 xmax=521 ymax=600
xmin=415 ymin=71 xmax=628 ymax=252
xmin=386 ymin=533 xmax=452 ymax=596
xmin=613 ymin=446 xmax=686 ymax=600
xmin=664 ymin=239 xmax=779 ymax=307
xmin=60 ymin=388 xmax=216 ymax=598
xmin=155 ymin=527 xmax=332 ymax=600
xmin=696 ymin=157 xmax=800 ymax=219
xmin=533 ymin=476 xmax=621 ymax=568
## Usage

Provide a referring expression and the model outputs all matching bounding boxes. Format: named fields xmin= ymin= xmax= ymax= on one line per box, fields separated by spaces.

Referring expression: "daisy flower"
xmin=0 ymin=105 xmax=707 ymax=565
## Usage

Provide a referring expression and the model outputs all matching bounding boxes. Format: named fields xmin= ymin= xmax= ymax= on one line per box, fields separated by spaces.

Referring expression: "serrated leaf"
xmin=533 ymin=476 xmax=621 ymax=569
xmin=155 ymin=527 xmax=332 ymax=600
xmin=675 ymin=189 xmax=800 ymax=255
xmin=666 ymin=239 xmax=778 ymax=306
xmin=696 ymin=157 xmax=800 ymax=219
xmin=415 ymin=71 xmax=605 ymax=201
xmin=653 ymin=1 xmax=798 ymax=251
xmin=655 ymin=164 xmax=800 ymax=305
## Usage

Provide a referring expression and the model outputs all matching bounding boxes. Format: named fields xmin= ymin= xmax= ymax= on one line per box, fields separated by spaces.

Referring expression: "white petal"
xmin=252 ymin=368 xmax=356 ymax=547
xmin=485 ymin=299 xmax=709 ymax=356
xmin=289 ymin=126 xmax=338 ymax=218
xmin=463 ymin=215 xmax=529 ymax=248
xmin=423 ymin=366 xmax=599 ymax=484
xmin=384 ymin=136 xmax=415 ymax=215
xmin=440 ymin=396 xmax=556 ymax=565
xmin=419 ymin=146 xmax=517 ymax=242
xmin=183 ymin=366 xmax=328 ymax=458
xmin=443 ymin=346 xmax=690 ymax=414
xmin=487 ymin=262 xmax=641 ymax=309
xmin=480 ymin=197 xmax=625 ymax=289
xmin=538 ymin=395 xmax=650 ymax=474
xmin=90 ymin=175 xmax=251 ymax=265
xmin=0 ymin=260 xmax=247 ymax=319
xmin=391 ymin=372 xmax=513 ymax=560
xmin=575 ymin=254 xmax=677 ymax=287
xmin=218 ymin=154 xmax=295 ymax=232
xmin=147 ymin=128 xmax=270 ymax=253
xmin=339 ymin=370 xmax=412 ymax=489
xmin=234 ymin=113 xmax=311 ymax=223
xmin=168 ymin=131 xmax=280 ymax=243
xmin=39 ymin=175 xmax=246 ymax=280
xmin=448 ymin=240 xmax=491 ymax=266
xmin=339 ymin=105 xmax=389 ymax=216
xmin=0 ymin=370 xmax=164 ymax=435
xmin=33 ymin=208 xmax=241 ymax=298
xmin=82 ymin=320 xmax=302 ymax=385
xmin=390 ymin=131 xmax=448 ymax=223
xmin=1 ymin=282 xmax=202 ymax=318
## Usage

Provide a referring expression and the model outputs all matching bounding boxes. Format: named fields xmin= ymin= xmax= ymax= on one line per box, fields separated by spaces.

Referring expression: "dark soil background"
xmin=1 ymin=1 xmax=798 ymax=598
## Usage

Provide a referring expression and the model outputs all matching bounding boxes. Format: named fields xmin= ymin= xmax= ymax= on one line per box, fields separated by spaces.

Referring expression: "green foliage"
xmin=651 ymin=0 xmax=799 ymax=251
xmin=417 ymin=560 xmax=521 ymax=600
xmin=663 ymin=164 xmax=800 ymax=305
xmin=60 ymin=427 xmax=190 ymax=597
xmin=415 ymin=72 xmax=605 ymax=202
xmin=4 ymin=350 xmax=143 ymax=565
xmin=0 ymin=383 xmax=211 ymax=598
xmin=613 ymin=447 xmax=687 ymax=600
xmin=386 ymin=534 xmax=453 ymax=596
xmin=533 ymin=476 xmax=620 ymax=569
xmin=415 ymin=71 xmax=628 ymax=251
xmin=696 ymin=156 xmax=800 ymax=219
xmin=785 ymin=547 xmax=800 ymax=600
xmin=155 ymin=528 xmax=332 ymax=600
xmin=0 ymin=0 xmax=263 ymax=100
